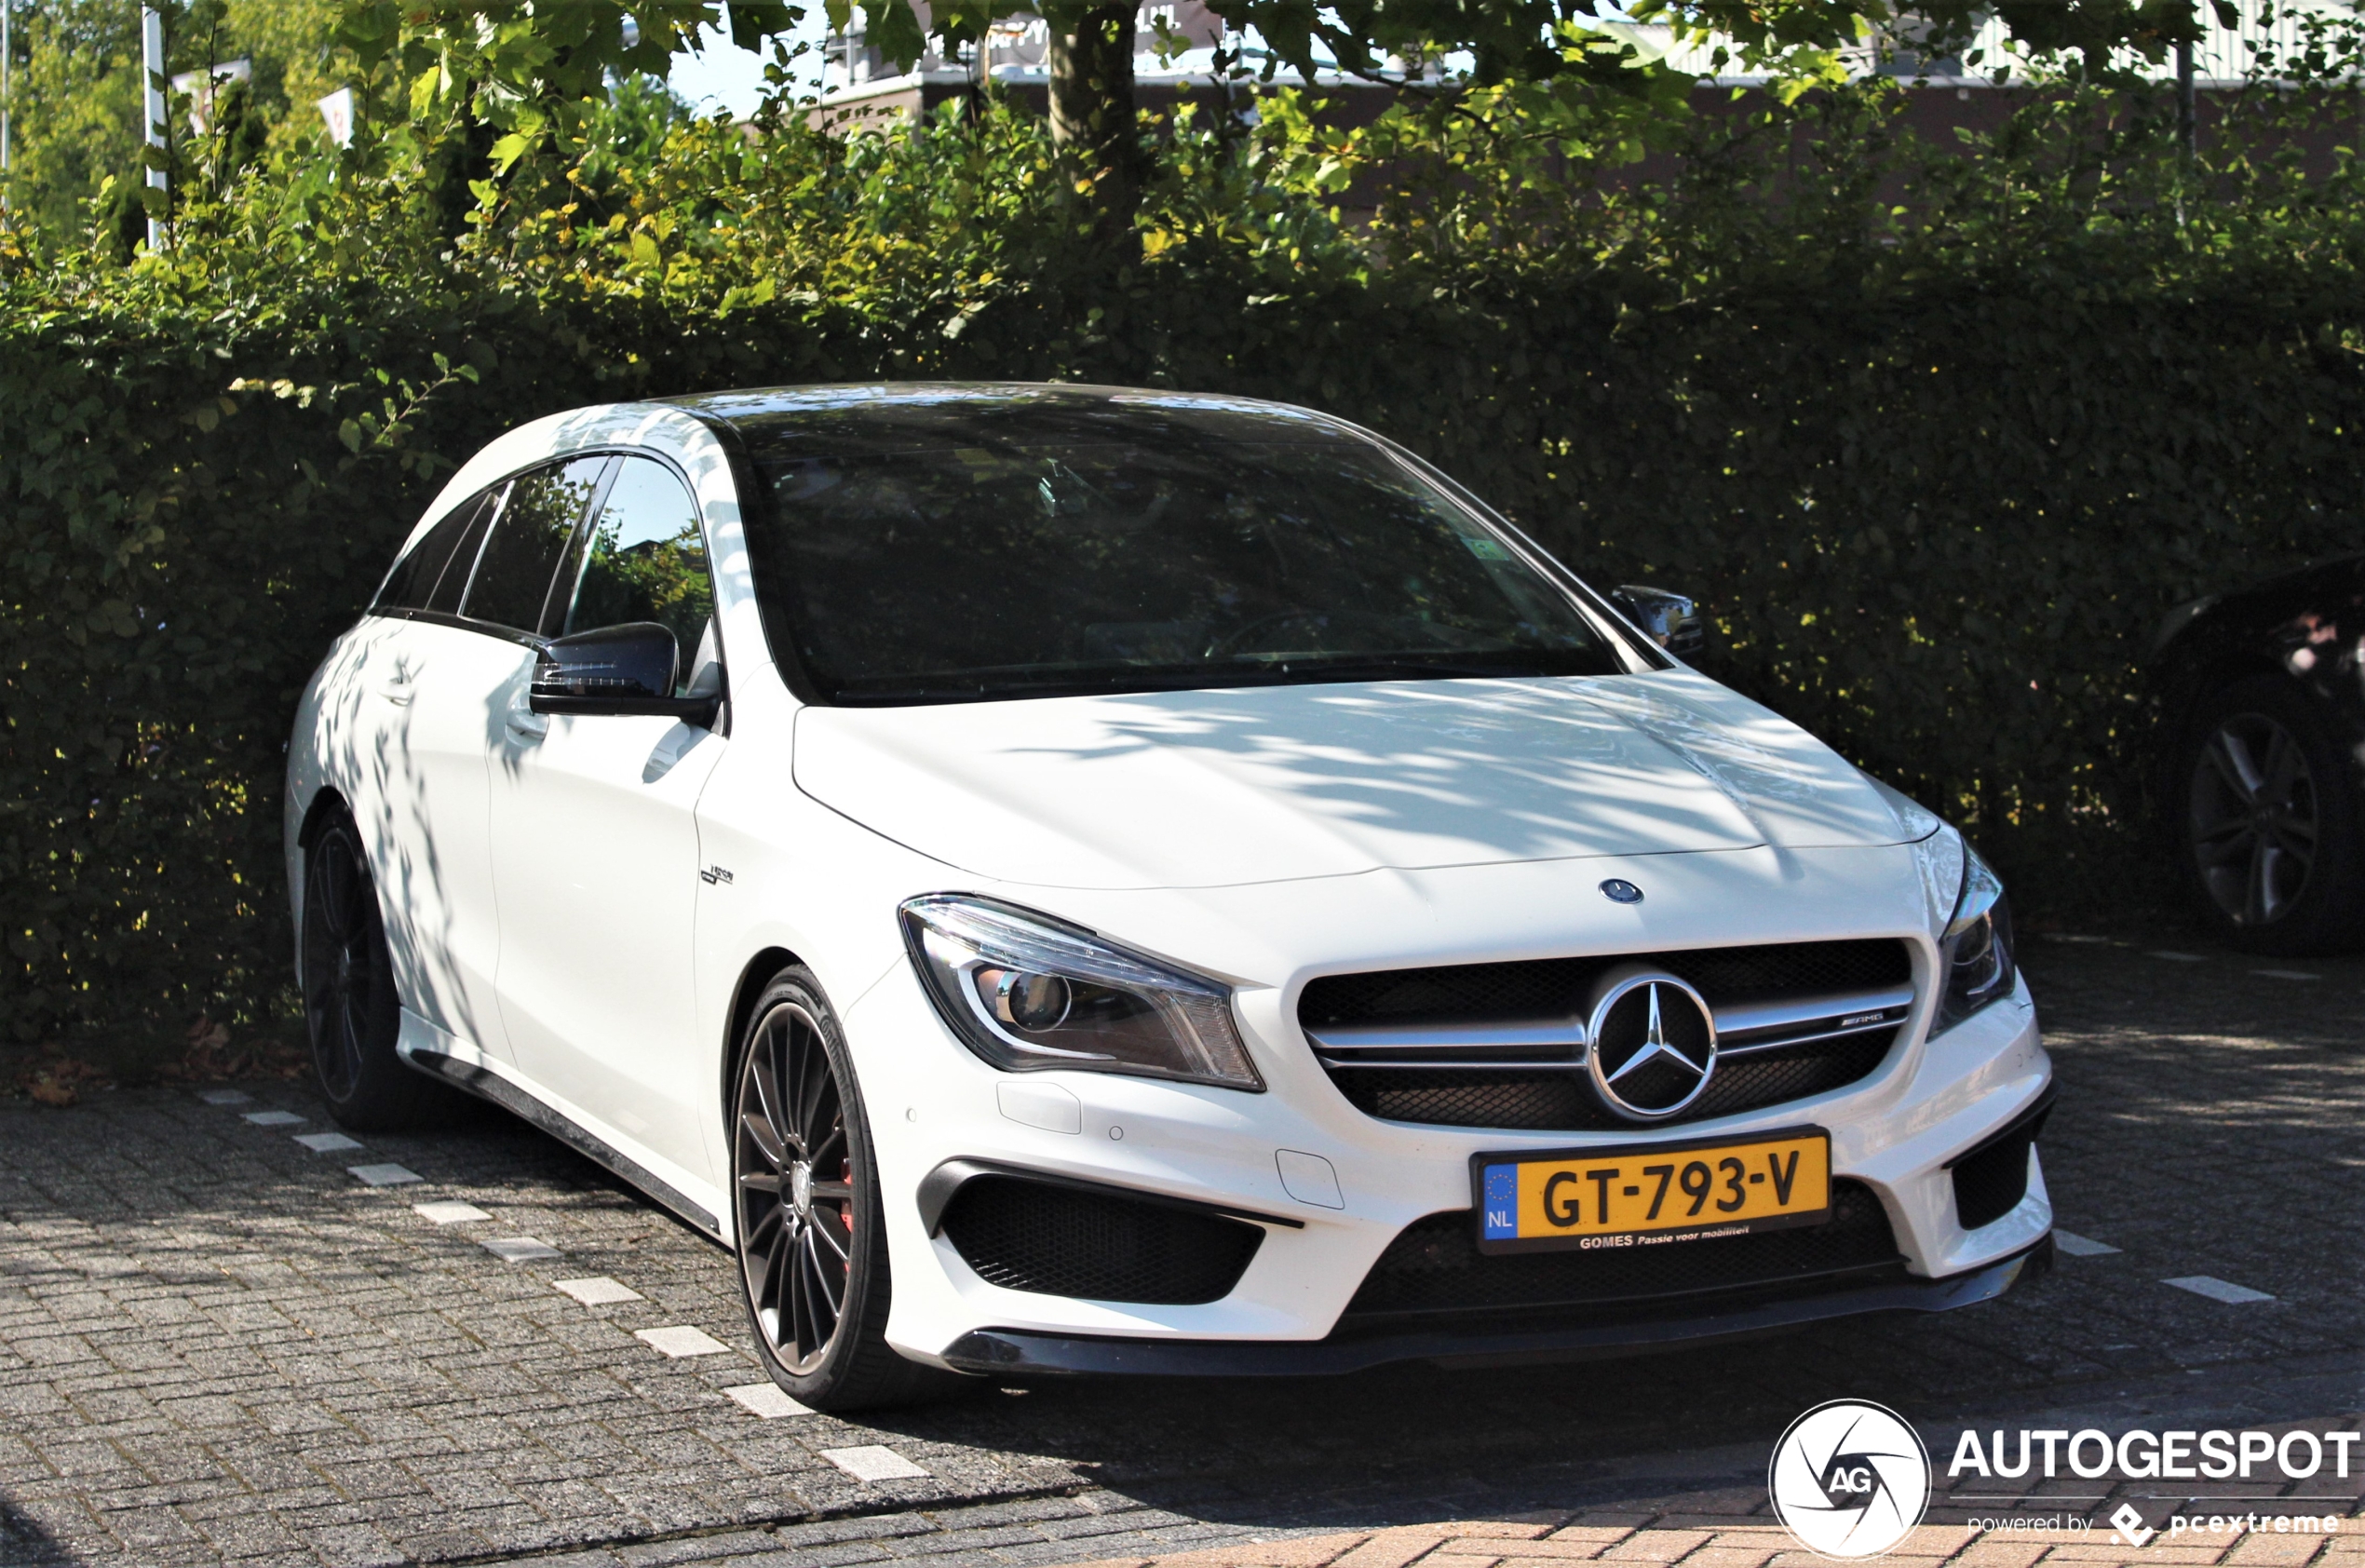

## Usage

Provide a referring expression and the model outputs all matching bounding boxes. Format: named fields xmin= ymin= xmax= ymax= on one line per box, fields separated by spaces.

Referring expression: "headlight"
xmin=899 ymin=894 xmax=1265 ymax=1091
xmin=1937 ymin=843 xmax=2017 ymax=1031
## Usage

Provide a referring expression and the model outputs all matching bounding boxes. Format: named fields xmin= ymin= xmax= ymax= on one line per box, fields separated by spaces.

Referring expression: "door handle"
xmin=372 ymin=671 xmax=416 ymax=706
xmin=504 ymin=705 xmax=548 ymax=743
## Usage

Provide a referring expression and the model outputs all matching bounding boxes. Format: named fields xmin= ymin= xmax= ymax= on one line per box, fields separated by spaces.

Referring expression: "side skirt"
xmin=404 ymin=1046 xmax=728 ymax=1246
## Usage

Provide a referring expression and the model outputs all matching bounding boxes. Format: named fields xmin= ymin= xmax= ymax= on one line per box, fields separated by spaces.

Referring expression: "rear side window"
xmin=375 ymin=487 xmax=498 ymax=613
xmin=463 ymin=457 xmax=611 ymax=634
xmin=559 ymin=456 xmax=715 ymax=694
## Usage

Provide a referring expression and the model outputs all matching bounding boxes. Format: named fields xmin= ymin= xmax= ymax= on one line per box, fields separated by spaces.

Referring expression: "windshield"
xmin=738 ymin=403 xmax=1629 ymax=705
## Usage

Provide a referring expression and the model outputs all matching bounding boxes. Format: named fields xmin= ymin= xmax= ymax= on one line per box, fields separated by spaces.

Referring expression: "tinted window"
xmin=750 ymin=429 xmax=1621 ymax=705
xmin=376 ymin=487 xmax=497 ymax=613
xmin=559 ymin=456 xmax=715 ymax=696
xmin=464 ymin=457 xmax=609 ymax=633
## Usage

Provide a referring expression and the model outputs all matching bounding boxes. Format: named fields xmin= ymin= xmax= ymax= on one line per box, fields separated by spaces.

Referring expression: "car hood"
xmin=791 ymin=671 xmax=1939 ymax=891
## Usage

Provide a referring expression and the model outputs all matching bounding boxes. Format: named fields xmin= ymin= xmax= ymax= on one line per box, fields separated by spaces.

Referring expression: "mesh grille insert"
xmin=940 ymin=1176 xmax=1264 ymax=1305
xmin=1340 ymin=1179 xmax=1901 ymax=1327
xmin=1302 ymin=940 xmax=1912 ymax=1132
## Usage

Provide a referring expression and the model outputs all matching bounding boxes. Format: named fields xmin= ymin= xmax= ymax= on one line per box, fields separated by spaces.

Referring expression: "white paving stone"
xmin=2054 ymin=1230 xmax=2121 ymax=1256
xmin=821 ymin=1445 xmax=928 ymax=1481
xmin=554 ymin=1277 xmax=642 ymax=1305
xmin=348 ymin=1163 xmax=423 ymax=1186
xmin=2147 ymin=951 xmax=2207 ymax=963
xmin=196 ymin=1089 xmax=251 ymax=1105
xmin=2164 ymin=1275 xmax=2275 ymax=1304
xmin=2252 ymin=968 xmax=2320 ymax=981
xmin=293 ymin=1132 xmax=363 ymax=1153
xmin=725 ymin=1383 xmax=812 ymax=1419
xmin=413 ymin=1201 xmax=491 ymax=1224
xmin=242 ymin=1110 xmax=305 ymax=1127
xmin=635 ymin=1325 xmax=729 ymax=1358
xmin=480 ymin=1236 xmax=562 ymax=1263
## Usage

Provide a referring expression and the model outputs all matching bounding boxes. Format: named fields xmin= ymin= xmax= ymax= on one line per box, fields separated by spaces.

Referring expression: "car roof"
xmin=665 ymin=382 xmax=1373 ymax=460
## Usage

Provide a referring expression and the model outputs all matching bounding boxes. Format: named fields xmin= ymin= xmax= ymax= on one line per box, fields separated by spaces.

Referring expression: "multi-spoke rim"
xmin=2189 ymin=711 xmax=2319 ymax=927
xmin=734 ymin=1001 xmax=854 ymax=1376
xmin=302 ymin=831 xmax=379 ymax=1101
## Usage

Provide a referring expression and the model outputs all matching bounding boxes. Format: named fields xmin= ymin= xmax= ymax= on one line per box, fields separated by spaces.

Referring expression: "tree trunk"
xmin=1046 ymin=3 xmax=1140 ymax=233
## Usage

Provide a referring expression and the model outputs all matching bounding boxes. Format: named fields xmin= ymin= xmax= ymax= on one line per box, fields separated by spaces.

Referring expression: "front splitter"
xmin=937 ymin=1237 xmax=2050 ymax=1378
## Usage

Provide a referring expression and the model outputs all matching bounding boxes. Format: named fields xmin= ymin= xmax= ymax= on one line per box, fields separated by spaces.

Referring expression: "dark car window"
xmin=463 ymin=457 xmax=611 ymax=634
xmin=557 ymin=455 xmax=716 ymax=696
xmin=744 ymin=416 xmax=1624 ymax=705
xmin=376 ymin=485 xmax=499 ymax=614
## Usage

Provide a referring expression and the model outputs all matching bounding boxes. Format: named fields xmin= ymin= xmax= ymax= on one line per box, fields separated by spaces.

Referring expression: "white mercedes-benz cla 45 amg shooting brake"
xmin=285 ymin=384 xmax=2054 ymax=1410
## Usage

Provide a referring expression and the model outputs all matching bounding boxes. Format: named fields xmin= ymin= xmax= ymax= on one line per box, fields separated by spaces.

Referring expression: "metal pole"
xmin=142 ymin=4 xmax=167 ymax=250
xmin=2176 ymin=37 xmax=2196 ymax=157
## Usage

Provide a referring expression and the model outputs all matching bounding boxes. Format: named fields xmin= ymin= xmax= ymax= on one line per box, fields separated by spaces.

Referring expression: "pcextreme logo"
xmin=1768 ymin=1400 xmax=1933 ymax=1559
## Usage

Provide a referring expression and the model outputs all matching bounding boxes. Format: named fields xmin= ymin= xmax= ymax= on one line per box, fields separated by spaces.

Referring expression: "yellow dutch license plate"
xmin=1470 ymin=1128 xmax=1831 ymax=1255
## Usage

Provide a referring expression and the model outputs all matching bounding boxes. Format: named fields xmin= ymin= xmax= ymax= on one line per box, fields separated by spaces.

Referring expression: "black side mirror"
xmin=531 ymin=622 xmax=719 ymax=724
xmin=1608 ymin=585 xmax=1707 ymax=660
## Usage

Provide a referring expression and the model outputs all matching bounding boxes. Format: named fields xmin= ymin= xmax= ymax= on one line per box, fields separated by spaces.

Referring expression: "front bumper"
xmin=939 ymin=1237 xmax=2052 ymax=1376
xmin=855 ymin=933 xmax=2053 ymax=1367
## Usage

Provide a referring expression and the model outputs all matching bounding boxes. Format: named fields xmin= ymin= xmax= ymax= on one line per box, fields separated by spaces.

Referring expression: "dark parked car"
xmin=2149 ymin=557 xmax=2365 ymax=953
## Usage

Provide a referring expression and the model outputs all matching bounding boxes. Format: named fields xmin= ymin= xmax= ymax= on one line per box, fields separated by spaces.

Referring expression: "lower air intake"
xmin=939 ymin=1175 xmax=1264 ymax=1305
xmin=1950 ymin=1100 xmax=2051 ymax=1230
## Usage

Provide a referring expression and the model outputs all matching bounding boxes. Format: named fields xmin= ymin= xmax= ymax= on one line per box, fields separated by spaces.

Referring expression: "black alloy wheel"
xmin=2189 ymin=711 xmax=2319 ymax=927
xmin=729 ymin=966 xmax=960 ymax=1410
xmin=301 ymin=811 xmax=447 ymax=1129
xmin=2177 ymin=677 xmax=2365 ymax=954
xmin=736 ymin=993 xmax=855 ymax=1372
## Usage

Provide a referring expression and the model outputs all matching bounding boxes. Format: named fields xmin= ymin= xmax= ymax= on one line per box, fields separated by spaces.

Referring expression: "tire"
xmin=2175 ymin=676 xmax=2365 ymax=955
xmin=730 ymin=966 xmax=964 ymax=1411
xmin=301 ymin=810 xmax=454 ymax=1130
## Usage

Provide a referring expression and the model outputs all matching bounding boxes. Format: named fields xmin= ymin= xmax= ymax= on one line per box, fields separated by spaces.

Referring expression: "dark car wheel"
xmin=2177 ymin=676 xmax=2365 ymax=954
xmin=731 ymin=966 xmax=962 ymax=1411
xmin=302 ymin=811 xmax=453 ymax=1129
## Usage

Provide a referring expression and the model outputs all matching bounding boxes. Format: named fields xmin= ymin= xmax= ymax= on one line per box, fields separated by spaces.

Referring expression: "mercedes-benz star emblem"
xmin=1584 ymin=967 xmax=1718 ymax=1119
xmin=1599 ymin=879 xmax=1643 ymax=904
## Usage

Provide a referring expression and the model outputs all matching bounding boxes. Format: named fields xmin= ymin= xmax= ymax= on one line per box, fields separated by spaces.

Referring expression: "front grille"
xmin=1331 ymin=1034 xmax=1895 ymax=1132
xmin=1336 ymin=1179 xmax=1902 ymax=1332
xmin=1301 ymin=939 xmax=1912 ymax=1132
xmin=939 ymin=1175 xmax=1264 ymax=1305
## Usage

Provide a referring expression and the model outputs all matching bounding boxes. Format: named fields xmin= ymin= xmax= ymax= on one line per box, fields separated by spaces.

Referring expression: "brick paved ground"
xmin=2 ymin=937 xmax=2361 ymax=1567
xmin=1046 ymin=1515 xmax=2365 ymax=1568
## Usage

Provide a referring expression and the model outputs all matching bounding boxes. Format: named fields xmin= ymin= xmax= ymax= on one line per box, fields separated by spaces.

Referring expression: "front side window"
xmin=557 ymin=456 xmax=716 ymax=695
xmin=463 ymin=456 xmax=611 ymax=634
xmin=376 ymin=485 xmax=499 ymax=614
xmin=744 ymin=414 xmax=1625 ymax=705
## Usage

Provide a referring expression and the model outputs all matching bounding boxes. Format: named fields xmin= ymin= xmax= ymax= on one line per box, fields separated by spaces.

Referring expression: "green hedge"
xmin=8 ymin=94 xmax=2365 ymax=1048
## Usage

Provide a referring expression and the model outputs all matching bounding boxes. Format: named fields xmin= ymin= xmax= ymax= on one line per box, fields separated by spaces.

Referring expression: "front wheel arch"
xmin=720 ymin=945 xmax=803 ymax=1133
xmin=726 ymin=963 xmax=962 ymax=1410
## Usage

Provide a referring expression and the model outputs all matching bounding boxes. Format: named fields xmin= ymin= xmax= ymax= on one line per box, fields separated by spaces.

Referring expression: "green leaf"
xmin=488 ymin=132 xmax=536 ymax=173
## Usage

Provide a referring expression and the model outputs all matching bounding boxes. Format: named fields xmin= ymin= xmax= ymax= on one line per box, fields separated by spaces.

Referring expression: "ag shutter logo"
xmin=1769 ymin=1400 xmax=1933 ymax=1559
